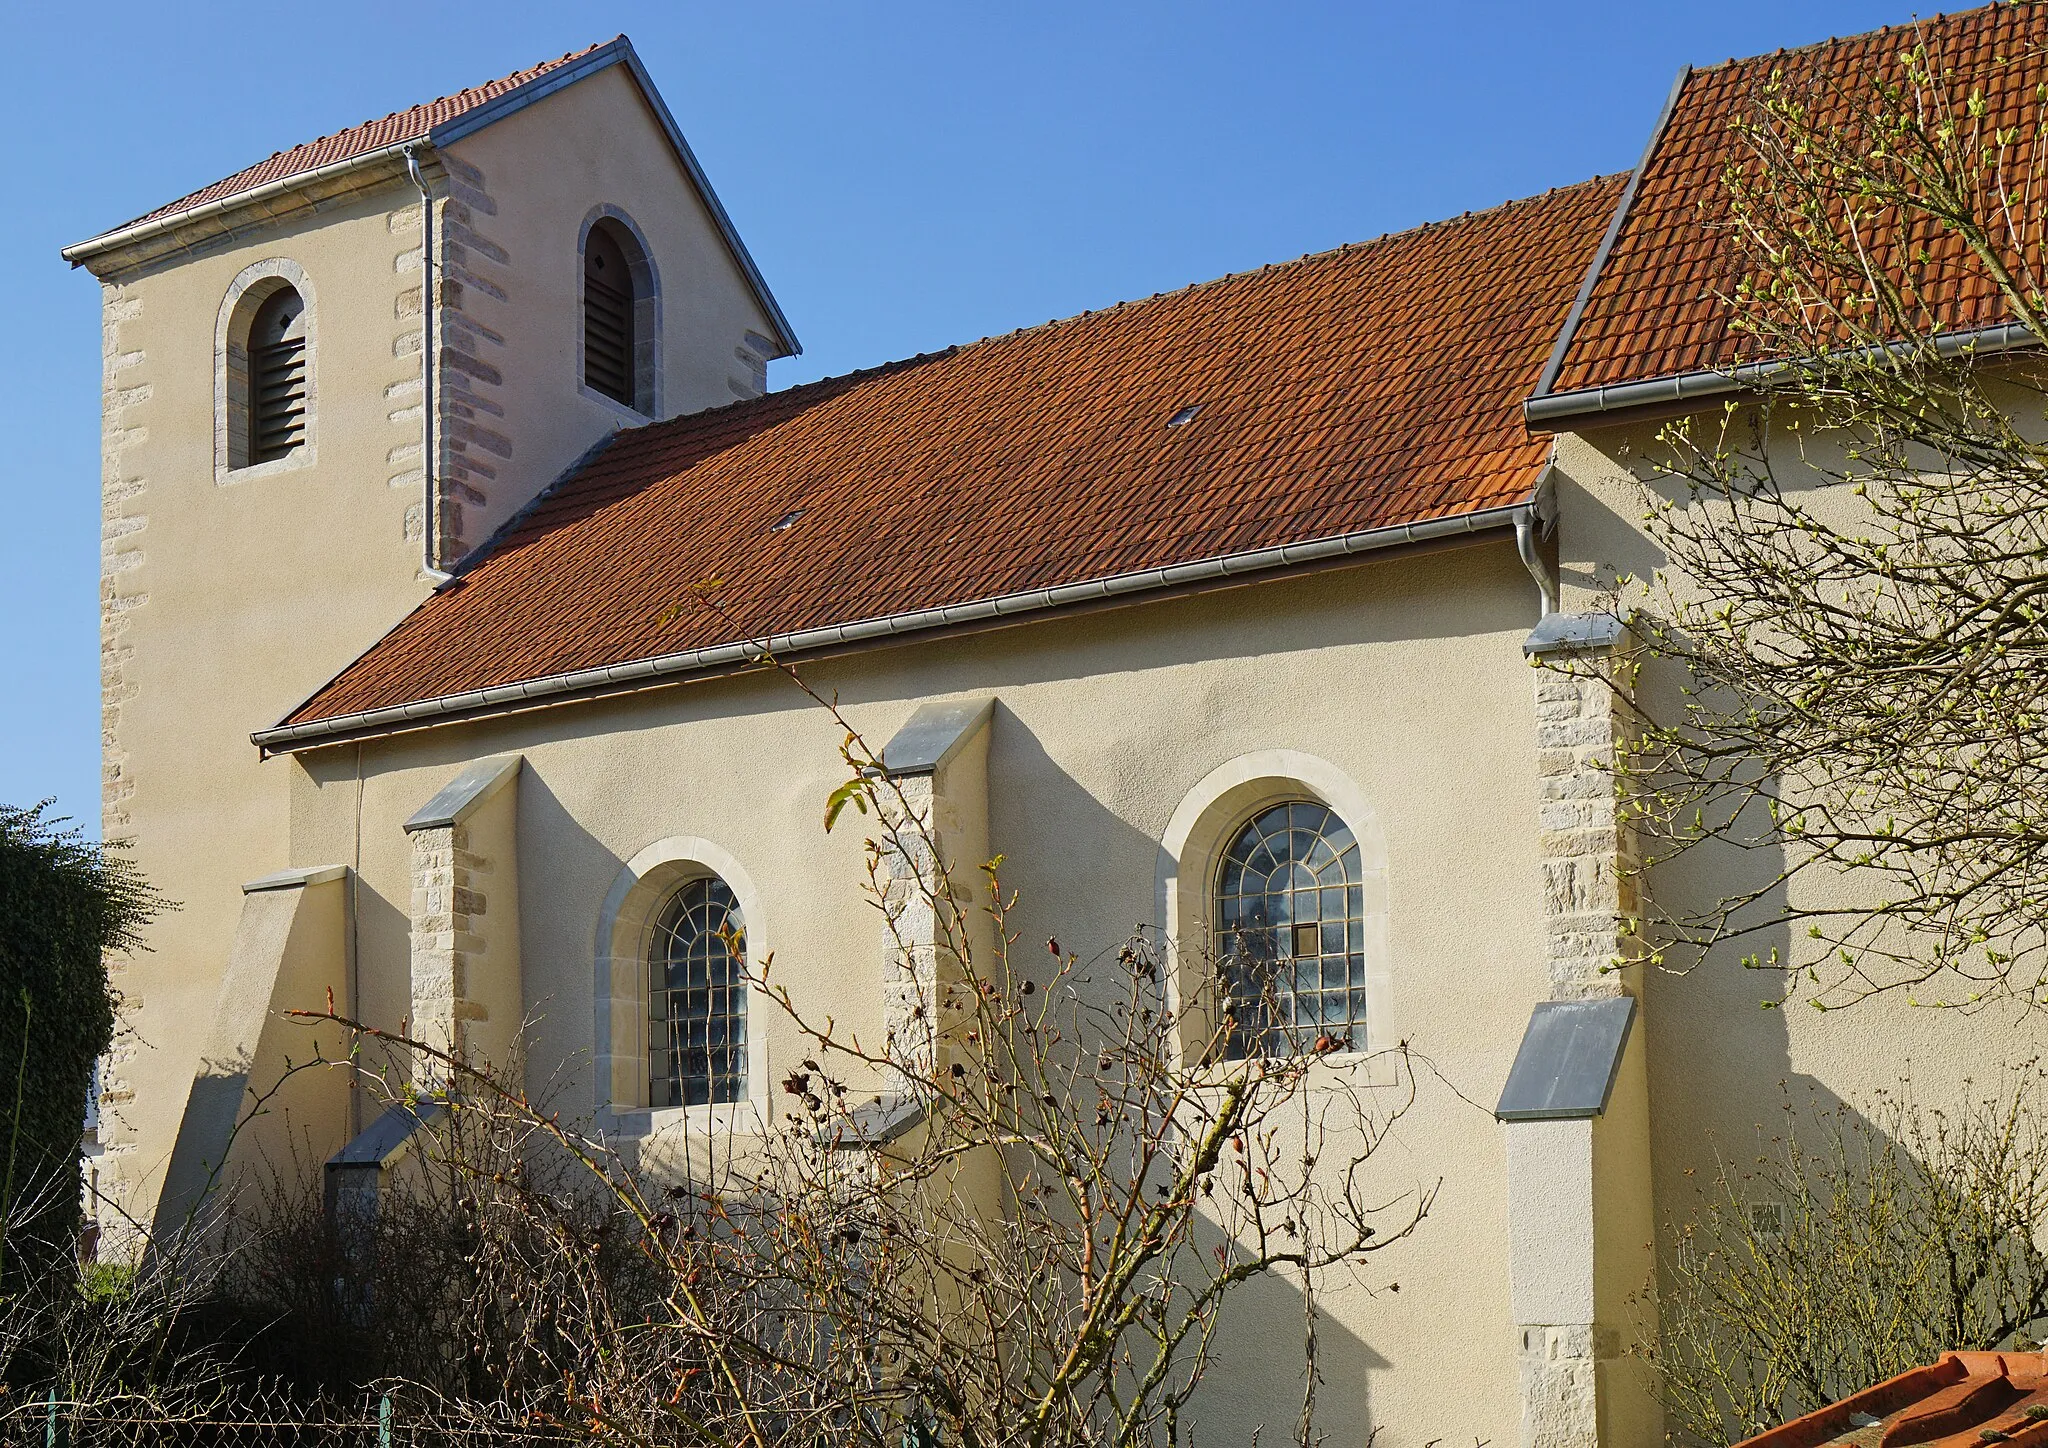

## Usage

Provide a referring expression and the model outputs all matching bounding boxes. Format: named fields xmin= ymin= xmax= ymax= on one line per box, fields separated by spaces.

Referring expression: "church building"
xmin=63 ymin=13 xmax=2048 ymax=1447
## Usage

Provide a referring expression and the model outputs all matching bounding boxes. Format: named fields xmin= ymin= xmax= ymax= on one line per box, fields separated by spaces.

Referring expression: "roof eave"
xmin=1524 ymin=318 xmax=2044 ymax=431
xmin=60 ymin=142 xmax=419 ymax=275
xmin=255 ymin=500 xmax=1536 ymax=755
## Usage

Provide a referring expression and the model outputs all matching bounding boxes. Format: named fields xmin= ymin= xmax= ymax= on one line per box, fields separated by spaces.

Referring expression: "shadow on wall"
xmin=1647 ymin=1066 xmax=2048 ymax=1447
xmin=1570 ymin=440 xmax=2048 ymax=1440
xmin=1642 ymin=783 xmax=2048 ymax=1439
xmin=504 ymin=719 xmax=1414 ymax=1446
xmin=979 ymin=701 xmax=1163 ymax=969
xmin=979 ymin=707 xmax=1416 ymax=1445
xmin=506 ymin=768 xmax=615 ymax=1121
xmin=1181 ymin=1209 xmax=1394 ymax=1444
xmin=298 ymin=649 xmax=1508 ymax=1443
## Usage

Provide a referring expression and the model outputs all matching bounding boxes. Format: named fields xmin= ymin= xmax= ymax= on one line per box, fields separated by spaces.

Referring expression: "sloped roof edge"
xmin=596 ymin=43 xmax=799 ymax=357
xmin=1524 ymin=64 xmax=1690 ymax=410
xmin=59 ymin=38 xmax=797 ymax=354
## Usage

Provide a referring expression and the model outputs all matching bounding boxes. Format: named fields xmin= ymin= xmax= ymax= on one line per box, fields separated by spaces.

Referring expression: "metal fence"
xmin=0 ymin=1388 xmax=578 ymax=1447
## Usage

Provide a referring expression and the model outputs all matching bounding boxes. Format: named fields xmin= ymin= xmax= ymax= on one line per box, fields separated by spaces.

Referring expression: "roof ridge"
xmin=935 ymin=172 xmax=1631 ymax=359
xmin=261 ymin=41 xmax=610 ymax=162
xmin=1687 ymin=1 xmax=2014 ymax=76
xmin=598 ymin=171 xmax=1627 ymax=452
xmin=87 ymin=39 xmax=617 ymax=240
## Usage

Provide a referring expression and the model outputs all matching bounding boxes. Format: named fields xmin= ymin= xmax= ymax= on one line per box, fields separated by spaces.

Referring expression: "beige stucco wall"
xmin=280 ymin=543 xmax=1555 ymax=1448
xmin=434 ymin=61 xmax=787 ymax=553
xmin=1548 ymin=420 xmax=2048 ymax=1367
xmin=91 ymin=183 xmax=434 ymax=1238
xmin=85 ymin=63 xmax=788 ymax=1236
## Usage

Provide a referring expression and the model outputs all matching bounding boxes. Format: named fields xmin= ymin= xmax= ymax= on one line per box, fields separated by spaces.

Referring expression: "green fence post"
xmin=43 ymin=1388 xmax=54 ymax=1448
xmin=379 ymin=1392 xmax=392 ymax=1448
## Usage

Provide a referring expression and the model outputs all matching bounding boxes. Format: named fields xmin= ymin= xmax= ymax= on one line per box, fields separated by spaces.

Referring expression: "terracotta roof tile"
xmin=282 ymin=174 xmax=1626 ymax=732
xmin=1736 ymin=1351 xmax=2048 ymax=1448
xmin=1547 ymin=3 xmax=2048 ymax=396
xmin=96 ymin=43 xmax=611 ymax=237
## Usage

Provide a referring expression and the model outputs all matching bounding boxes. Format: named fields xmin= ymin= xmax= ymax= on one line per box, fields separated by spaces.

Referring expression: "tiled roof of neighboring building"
xmin=274 ymin=173 xmax=1626 ymax=743
xmin=1735 ymin=1352 xmax=2048 ymax=1448
xmin=1538 ymin=2 xmax=2048 ymax=403
xmin=104 ymin=44 xmax=610 ymax=234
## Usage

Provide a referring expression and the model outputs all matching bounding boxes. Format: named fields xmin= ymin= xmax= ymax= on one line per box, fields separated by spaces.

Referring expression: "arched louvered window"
xmin=648 ymin=876 xmax=747 ymax=1107
xmin=247 ymin=285 xmax=308 ymax=463
xmin=583 ymin=221 xmax=636 ymax=407
xmin=1214 ymin=802 xmax=1365 ymax=1059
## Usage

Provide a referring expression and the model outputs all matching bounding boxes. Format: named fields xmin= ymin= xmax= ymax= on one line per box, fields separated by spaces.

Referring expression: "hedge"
xmin=0 ymin=803 xmax=160 ymax=1276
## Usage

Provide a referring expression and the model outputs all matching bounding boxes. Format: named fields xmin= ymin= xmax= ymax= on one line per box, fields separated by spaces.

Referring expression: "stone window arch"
xmin=594 ymin=837 xmax=763 ymax=1126
xmin=216 ymin=258 xmax=317 ymax=481
xmin=1158 ymin=752 xmax=1390 ymax=1065
xmin=578 ymin=206 xmax=661 ymax=417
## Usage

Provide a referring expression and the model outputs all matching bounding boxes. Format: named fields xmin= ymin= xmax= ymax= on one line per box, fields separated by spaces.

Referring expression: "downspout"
xmin=1515 ymin=446 xmax=1562 ymax=621
xmin=404 ymin=146 xmax=453 ymax=583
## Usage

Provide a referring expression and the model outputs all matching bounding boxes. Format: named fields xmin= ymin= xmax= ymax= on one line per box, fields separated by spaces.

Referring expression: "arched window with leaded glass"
xmin=1214 ymin=802 xmax=1365 ymax=1059
xmin=648 ymin=876 xmax=747 ymax=1107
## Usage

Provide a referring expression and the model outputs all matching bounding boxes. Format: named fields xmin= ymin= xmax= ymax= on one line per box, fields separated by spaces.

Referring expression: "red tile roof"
xmin=277 ymin=175 xmax=1625 ymax=740
xmin=1736 ymin=1352 xmax=2048 ymax=1448
xmin=92 ymin=43 xmax=612 ymax=238
xmin=1542 ymin=3 xmax=2048 ymax=399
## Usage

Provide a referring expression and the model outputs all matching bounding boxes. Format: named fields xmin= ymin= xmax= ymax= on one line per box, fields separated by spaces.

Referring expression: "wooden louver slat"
xmin=583 ymin=220 xmax=638 ymax=408
xmin=585 ymin=272 xmax=633 ymax=405
xmin=251 ymin=335 xmax=307 ymax=463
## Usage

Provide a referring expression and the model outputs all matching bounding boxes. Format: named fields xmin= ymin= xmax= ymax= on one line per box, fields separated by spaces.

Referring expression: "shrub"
xmin=1642 ymin=1071 xmax=2048 ymax=1446
xmin=0 ymin=802 xmax=160 ymax=1279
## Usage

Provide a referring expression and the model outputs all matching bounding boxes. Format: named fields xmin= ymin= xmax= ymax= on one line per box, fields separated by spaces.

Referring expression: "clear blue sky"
xmin=0 ymin=0 xmax=1907 ymax=836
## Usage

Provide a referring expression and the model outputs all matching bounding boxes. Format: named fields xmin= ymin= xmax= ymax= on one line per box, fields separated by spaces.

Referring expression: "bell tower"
xmin=62 ymin=37 xmax=796 ymax=1238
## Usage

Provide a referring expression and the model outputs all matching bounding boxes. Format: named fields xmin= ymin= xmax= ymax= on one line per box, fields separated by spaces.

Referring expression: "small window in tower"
xmin=248 ymin=286 xmax=307 ymax=463
xmin=584 ymin=222 xmax=635 ymax=406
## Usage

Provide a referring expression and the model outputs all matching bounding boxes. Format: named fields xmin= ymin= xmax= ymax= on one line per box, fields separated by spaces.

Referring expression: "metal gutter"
xmin=61 ymin=142 xmax=415 ymax=267
xmin=1524 ymin=319 xmax=2044 ymax=429
xmin=61 ymin=36 xmax=801 ymax=356
xmin=255 ymin=500 xmax=1535 ymax=753
xmin=1529 ymin=65 xmax=1692 ymax=403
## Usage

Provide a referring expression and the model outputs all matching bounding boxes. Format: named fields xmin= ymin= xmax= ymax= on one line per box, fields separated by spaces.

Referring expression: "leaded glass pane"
xmin=648 ymin=877 xmax=747 ymax=1107
xmin=1213 ymin=801 xmax=1367 ymax=1059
